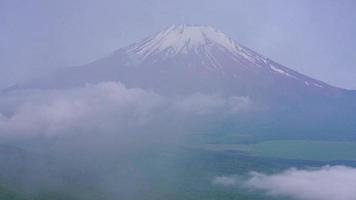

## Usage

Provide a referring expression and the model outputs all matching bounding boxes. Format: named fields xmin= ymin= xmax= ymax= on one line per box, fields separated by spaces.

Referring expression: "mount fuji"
xmin=13 ymin=25 xmax=346 ymax=94
xmin=7 ymin=24 xmax=356 ymax=139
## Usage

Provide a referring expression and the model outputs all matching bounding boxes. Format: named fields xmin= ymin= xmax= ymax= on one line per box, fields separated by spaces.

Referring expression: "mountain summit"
xmin=8 ymin=24 xmax=343 ymax=94
xmin=9 ymin=24 xmax=344 ymax=94
xmin=121 ymin=24 xmax=333 ymax=92
xmin=127 ymin=25 xmax=244 ymax=58
xmin=126 ymin=25 xmax=271 ymax=72
xmin=4 ymin=24 xmax=356 ymax=138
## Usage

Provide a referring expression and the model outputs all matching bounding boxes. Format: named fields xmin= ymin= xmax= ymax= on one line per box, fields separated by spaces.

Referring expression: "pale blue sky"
xmin=1 ymin=0 xmax=355 ymax=89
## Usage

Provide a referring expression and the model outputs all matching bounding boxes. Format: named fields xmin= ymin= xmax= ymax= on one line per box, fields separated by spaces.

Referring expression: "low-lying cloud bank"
xmin=244 ymin=165 xmax=356 ymax=200
xmin=0 ymin=81 xmax=254 ymax=196
xmin=0 ymin=81 xmax=251 ymax=138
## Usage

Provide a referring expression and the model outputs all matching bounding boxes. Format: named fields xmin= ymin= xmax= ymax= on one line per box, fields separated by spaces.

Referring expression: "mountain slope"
xmin=6 ymin=24 xmax=356 ymax=139
xmin=13 ymin=25 xmax=340 ymax=94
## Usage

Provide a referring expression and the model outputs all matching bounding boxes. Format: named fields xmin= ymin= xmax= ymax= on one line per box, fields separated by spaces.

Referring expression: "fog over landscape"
xmin=214 ymin=166 xmax=356 ymax=200
xmin=1 ymin=1 xmax=356 ymax=200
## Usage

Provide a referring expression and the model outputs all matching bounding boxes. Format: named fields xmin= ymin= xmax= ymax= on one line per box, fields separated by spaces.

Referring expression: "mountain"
xmin=6 ymin=24 xmax=356 ymax=139
xmin=13 ymin=25 xmax=341 ymax=93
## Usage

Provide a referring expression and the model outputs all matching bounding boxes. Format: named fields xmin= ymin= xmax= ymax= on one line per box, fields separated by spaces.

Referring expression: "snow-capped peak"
xmin=128 ymin=24 xmax=246 ymax=58
xmin=124 ymin=25 xmax=328 ymax=89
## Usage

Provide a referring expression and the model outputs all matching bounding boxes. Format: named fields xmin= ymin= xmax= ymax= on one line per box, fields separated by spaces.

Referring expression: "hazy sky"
xmin=1 ymin=0 xmax=355 ymax=89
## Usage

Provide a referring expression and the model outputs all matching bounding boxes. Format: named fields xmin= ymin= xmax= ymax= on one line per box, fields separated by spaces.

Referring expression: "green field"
xmin=201 ymin=140 xmax=356 ymax=161
xmin=2 ymin=138 xmax=356 ymax=200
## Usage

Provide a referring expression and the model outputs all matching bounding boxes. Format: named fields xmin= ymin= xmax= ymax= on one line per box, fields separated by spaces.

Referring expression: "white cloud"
xmin=0 ymin=81 xmax=251 ymax=137
xmin=0 ymin=82 xmax=165 ymax=137
xmin=245 ymin=165 xmax=356 ymax=200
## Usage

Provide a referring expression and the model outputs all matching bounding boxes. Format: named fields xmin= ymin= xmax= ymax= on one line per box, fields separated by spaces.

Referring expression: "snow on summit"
xmin=123 ymin=24 xmax=329 ymax=89
xmin=128 ymin=24 xmax=253 ymax=58
xmin=4 ymin=24 xmax=336 ymax=96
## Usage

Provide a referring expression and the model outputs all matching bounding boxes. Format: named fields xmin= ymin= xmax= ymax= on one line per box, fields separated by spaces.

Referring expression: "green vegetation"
xmin=0 ymin=184 xmax=26 ymax=200
xmin=0 ymin=146 xmax=297 ymax=200
xmin=201 ymin=140 xmax=356 ymax=161
xmin=2 ymin=138 xmax=356 ymax=200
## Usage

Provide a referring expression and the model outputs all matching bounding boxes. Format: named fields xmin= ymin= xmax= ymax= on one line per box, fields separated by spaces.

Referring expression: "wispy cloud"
xmin=245 ymin=165 xmax=356 ymax=200
xmin=0 ymin=81 xmax=251 ymax=138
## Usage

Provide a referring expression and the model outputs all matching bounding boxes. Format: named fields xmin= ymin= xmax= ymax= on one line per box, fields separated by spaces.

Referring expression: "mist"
xmin=0 ymin=81 xmax=253 ymax=199
xmin=245 ymin=166 xmax=356 ymax=200
xmin=1 ymin=1 xmax=355 ymax=199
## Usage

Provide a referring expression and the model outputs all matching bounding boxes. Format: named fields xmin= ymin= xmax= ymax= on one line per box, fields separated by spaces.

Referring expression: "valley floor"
xmin=1 ymin=135 xmax=356 ymax=200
